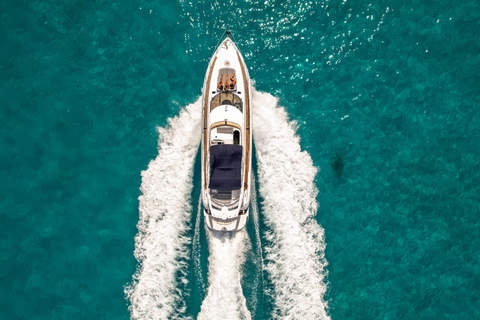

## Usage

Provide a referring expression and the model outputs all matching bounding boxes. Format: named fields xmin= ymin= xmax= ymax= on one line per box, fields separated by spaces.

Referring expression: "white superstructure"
xmin=201 ymin=32 xmax=252 ymax=231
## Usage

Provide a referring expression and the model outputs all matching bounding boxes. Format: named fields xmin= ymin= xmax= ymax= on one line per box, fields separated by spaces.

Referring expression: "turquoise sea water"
xmin=1 ymin=0 xmax=480 ymax=319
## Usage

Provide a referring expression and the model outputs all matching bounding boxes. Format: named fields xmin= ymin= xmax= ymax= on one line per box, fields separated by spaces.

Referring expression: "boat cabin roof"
xmin=209 ymin=144 xmax=243 ymax=191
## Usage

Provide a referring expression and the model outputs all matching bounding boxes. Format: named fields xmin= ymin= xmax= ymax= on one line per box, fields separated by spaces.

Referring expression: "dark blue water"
xmin=1 ymin=0 xmax=479 ymax=319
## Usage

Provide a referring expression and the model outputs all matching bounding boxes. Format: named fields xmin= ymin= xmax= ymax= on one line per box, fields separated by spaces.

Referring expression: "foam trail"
xmin=198 ymin=230 xmax=252 ymax=320
xmin=125 ymin=98 xmax=202 ymax=320
xmin=252 ymin=89 xmax=330 ymax=320
xmin=192 ymin=197 xmax=205 ymax=293
xmin=249 ymin=176 xmax=264 ymax=316
xmin=251 ymin=176 xmax=262 ymax=263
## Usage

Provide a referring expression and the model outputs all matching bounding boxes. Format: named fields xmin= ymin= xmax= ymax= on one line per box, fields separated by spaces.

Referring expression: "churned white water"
xmin=198 ymin=229 xmax=252 ymax=320
xmin=125 ymin=99 xmax=202 ymax=320
xmin=125 ymin=90 xmax=330 ymax=319
xmin=249 ymin=176 xmax=264 ymax=317
xmin=252 ymin=89 xmax=331 ymax=320
xmin=192 ymin=198 xmax=205 ymax=294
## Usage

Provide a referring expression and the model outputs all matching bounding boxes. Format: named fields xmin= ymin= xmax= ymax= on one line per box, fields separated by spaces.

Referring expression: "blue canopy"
xmin=209 ymin=144 xmax=243 ymax=191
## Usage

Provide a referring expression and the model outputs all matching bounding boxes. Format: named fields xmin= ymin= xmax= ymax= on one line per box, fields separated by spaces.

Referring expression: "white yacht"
xmin=201 ymin=32 xmax=252 ymax=231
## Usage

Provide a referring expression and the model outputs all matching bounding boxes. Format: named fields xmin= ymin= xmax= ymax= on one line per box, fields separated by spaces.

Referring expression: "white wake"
xmin=252 ymin=90 xmax=331 ymax=320
xmin=192 ymin=198 xmax=205 ymax=293
xmin=247 ymin=176 xmax=264 ymax=318
xmin=125 ymin=98 xmax=202 ymax=320
xmin=197 ymin=230 xmax=252 ymax=320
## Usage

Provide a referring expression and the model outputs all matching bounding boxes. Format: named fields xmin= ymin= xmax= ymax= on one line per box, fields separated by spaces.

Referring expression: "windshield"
xmin=210 ymin=92 xmax=243 ymax=112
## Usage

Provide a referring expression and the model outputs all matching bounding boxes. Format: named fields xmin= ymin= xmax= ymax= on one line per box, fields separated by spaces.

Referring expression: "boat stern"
xmin=204 ymin=208 xmax=249 ymax=231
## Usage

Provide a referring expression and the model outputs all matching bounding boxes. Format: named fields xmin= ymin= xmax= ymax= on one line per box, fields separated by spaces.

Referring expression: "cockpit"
xmin=209 ymin=124 xmax=243 ymax=209
xmin=210 ymin=125 xmax=241 ymax=146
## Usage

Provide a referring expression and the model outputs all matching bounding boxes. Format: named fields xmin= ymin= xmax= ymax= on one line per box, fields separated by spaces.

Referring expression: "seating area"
xmin=216 ymin=68 xmax=237 ymax=91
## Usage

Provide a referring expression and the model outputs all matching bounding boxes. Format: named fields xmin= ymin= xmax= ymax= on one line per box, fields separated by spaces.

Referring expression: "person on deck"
xmin=230 ymin=72 xmax=236 ymax=89
xmin=217 ymin=75 xmax=224 ymax=90
xmin=224 ymin=74 xmax=230 ymax=90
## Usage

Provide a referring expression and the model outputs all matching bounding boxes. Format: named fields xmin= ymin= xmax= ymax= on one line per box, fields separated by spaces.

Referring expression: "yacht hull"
xmin=201 ymin=34 xmax=252 ymax=232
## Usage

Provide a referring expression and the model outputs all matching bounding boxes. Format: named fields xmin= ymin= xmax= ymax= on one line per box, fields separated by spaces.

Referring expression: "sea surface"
xmin=1 ymin=0 xmax=479 ymax=319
